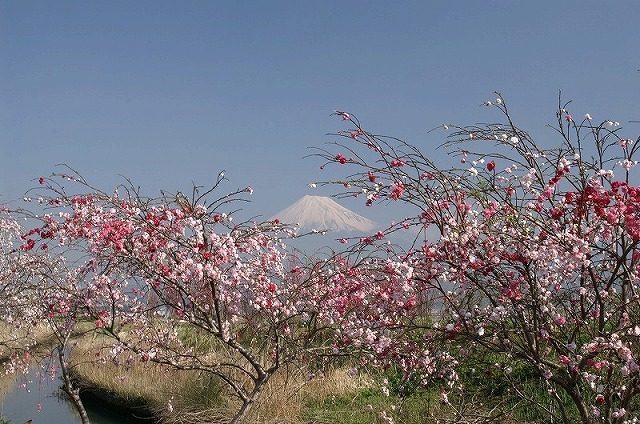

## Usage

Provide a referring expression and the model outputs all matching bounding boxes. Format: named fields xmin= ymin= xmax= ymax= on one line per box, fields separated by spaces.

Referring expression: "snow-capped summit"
xmin=271 ymin=195 xmax=378 ymax=233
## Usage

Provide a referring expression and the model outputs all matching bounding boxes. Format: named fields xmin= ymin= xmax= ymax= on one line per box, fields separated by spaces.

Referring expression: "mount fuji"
xmin=271 ymin=195 xmax=378 ymax=234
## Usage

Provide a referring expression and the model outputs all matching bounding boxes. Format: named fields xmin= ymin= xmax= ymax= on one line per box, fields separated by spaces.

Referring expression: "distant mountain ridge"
xmin=271 ymin=195 xmax=378 ymax=233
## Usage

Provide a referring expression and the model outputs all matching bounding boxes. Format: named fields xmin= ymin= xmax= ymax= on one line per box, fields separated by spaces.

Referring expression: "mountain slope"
xmin=271 ymin=195 xmax=378 ymax=233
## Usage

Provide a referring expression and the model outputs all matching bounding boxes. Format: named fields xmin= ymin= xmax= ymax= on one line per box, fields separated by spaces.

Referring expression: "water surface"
xmin=1 ymin=372 xmax=149 ymax=424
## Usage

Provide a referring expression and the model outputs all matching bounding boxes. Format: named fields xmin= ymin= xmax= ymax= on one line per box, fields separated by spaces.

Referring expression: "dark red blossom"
xmin=21 ymin=239 xmax=35 ymax=251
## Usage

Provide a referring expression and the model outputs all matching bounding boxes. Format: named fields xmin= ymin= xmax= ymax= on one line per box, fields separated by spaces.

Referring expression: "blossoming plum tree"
xmin=19 ymin=173 xmax=307 ymax=422
xmin=316 ymin=97 xmax=640 ymax=423
xmin=21 ymin=170 xmax=429 ymax=423
xmin=0 ymin=206 xmax=95 ymax=423
xmin=0 ymin=209 xmax=32 ymax=355
xmin=9 ymin=95 xmax=640 ymax=423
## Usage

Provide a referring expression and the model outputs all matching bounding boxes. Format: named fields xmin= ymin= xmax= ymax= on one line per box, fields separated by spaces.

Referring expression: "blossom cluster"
xmin=318 ymin=98 xmax=640 ymax=422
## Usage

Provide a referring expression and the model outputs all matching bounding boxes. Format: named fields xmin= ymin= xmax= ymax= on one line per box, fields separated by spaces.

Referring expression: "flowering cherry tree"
xmin=315 ymin=97 xmax=640 ymax=423
xmin=20 ymin=173 xmax=303 ymax=422
xmin=0 ymin=206 xmax=95 ymax=423
xmin=0 ymin=209 xmax=33 ymax=356
xmin=18 ymin=170 xmax=431 ymax=423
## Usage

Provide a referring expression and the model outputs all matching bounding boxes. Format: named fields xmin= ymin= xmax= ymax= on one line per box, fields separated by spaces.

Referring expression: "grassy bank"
xmin=70 ymin=337 xmax=219 ymax=423
xmin=69 ymin=339 xmax=549 ymax=424
xmin=69 ymin=336 xmax=371 ymax=424
xmin=4 ymin=326 xmax=586 ymax=423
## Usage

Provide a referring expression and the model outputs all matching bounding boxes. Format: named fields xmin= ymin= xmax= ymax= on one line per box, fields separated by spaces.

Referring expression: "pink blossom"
xmin=335 ymin=153 xmax=348 ymax=164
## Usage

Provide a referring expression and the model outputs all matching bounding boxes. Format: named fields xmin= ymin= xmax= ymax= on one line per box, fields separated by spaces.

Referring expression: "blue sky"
xmin=2 ymin=1 xmax=639 ymax=224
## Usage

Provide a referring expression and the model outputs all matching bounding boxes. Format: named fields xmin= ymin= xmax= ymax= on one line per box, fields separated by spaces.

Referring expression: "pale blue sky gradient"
xmin=2 ymin=1 xmax=639 ymax=224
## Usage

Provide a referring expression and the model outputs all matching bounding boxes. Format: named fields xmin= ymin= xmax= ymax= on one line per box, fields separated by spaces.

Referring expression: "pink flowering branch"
xmin=315 ymin=95 xmax=640 ymax=423
xmin=0 ymin=205 xmax=97 ymax=423
xmin=22 ymin=171 xmax=414 ymax=423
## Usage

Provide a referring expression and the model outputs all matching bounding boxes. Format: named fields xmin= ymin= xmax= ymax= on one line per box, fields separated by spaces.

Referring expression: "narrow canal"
xmin=1 ymin=373 xmax=149 ymax=424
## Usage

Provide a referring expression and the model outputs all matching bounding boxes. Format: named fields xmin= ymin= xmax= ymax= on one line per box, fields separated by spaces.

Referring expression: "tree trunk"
xmin=57 ymin=347 xmax=91 ymax=424
xmin=565 ymin=385 xmax=591 ymax=424
xmin=228 ymin=373 xmax=270 ymax=424
xmin=63 ymin=383 xmax=91 ymax=424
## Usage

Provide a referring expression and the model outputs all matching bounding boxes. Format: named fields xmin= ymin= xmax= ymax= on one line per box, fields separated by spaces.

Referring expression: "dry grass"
xmin=245 ymin=366 xmax=371 ymax=424
xmin=0 ymin=321 xmax=93 ymax=361
xmin=69 ymin=337 xmax=201 ymax=408
xmin=0 ymin=370 xmax=19 ymax=401
xmin=69 ymin=335 xmax=371 ymax=424
xmin=0 ymin=323 xmax=50 ymax=360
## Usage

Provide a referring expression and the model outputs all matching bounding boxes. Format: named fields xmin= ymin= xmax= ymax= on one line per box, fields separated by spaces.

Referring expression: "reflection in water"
xmin=0 ymin=369 xmax=148 ymax=424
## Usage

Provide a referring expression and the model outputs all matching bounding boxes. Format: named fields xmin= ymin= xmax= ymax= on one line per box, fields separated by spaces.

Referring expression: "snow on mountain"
xmin=271 ymin=195 xmax=378 ymax=233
